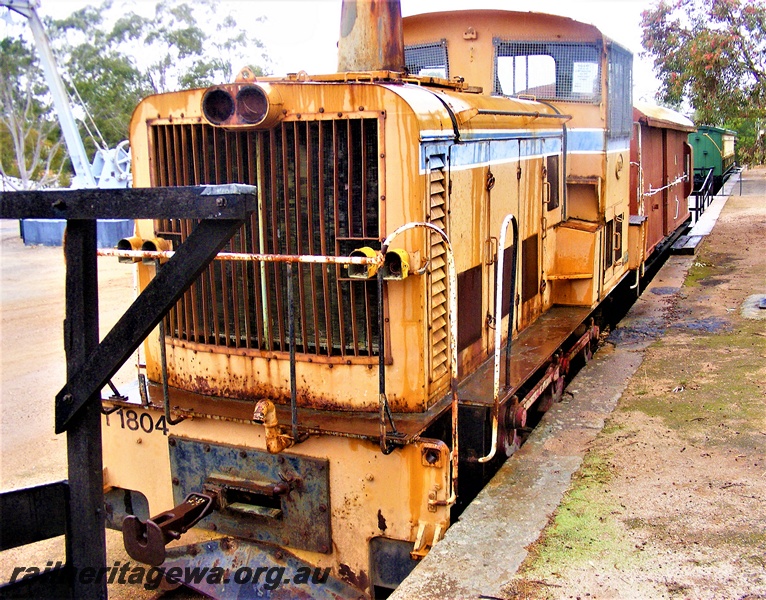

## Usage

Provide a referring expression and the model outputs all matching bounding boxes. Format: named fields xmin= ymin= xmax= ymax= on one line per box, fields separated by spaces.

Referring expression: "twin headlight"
xmin=201 ymin=84 xmax=282 ymax=128
xmin=348 ymin=247 xmax=411 ymax=280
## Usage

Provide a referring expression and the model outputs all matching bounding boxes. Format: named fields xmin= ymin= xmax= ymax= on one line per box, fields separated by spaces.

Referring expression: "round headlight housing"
xmin=236 ymin=86 xmax=270 ymax=125
xmin=201 ymin=88 xmax=235 ymax=125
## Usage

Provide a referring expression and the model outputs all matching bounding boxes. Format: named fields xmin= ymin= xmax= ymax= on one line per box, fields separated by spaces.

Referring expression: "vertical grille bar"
xmin=304 ymin=122 xmax=321 ymax=355
xmin=346 ymin=122 xmax=360 ymax=353
xmin=293 ymin=123 xmax=309 ymax=352
xmin=332 ymin=121 xmax=347 ymax=357
xmin=317 ymin=122 xmax=334 ymax=354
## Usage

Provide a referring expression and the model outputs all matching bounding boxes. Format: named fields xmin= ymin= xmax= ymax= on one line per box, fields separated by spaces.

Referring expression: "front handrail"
xmin=477 ymin=213 xmax=518 ymax=464
xmin=380 ymin=222 xmax=459 ymax=507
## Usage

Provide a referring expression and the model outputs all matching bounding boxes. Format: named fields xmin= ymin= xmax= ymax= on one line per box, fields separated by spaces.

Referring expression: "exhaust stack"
xmin=337 ymin=0 xmax=404 ymax=73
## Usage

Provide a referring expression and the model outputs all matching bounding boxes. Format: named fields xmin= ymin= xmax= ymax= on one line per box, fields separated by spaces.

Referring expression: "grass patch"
xmin=619 ymin=328 xmax=766 ymax=445
xmin=684 ymin=259 xmax=716 ymax=287
xmin=515 ymin=451 xmax=637 ymax=582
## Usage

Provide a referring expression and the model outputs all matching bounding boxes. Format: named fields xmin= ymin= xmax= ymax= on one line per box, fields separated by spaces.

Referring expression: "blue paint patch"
xmin=607 ymin=135 xmax=631 ymax=153
xmin=567 ymin=129 xmax=604 ymax=153
xmin=421 ymin=134 xmax=563 ymax=173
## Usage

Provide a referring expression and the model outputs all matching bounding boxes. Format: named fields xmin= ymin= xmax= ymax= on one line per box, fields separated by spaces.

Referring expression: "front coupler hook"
xmin=122 ymin=492 xmax=213 ymax=566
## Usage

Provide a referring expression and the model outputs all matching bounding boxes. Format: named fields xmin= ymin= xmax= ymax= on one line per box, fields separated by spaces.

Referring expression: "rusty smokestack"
xmin=337 ymin=0 xmax=405 ymax=72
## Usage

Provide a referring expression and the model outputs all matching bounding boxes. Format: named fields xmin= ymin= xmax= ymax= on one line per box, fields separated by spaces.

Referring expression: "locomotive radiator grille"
xmin=148 ymin=118 xmax=381 ymax=359
xmin=427 ymin=155 xmax=449 ymax=384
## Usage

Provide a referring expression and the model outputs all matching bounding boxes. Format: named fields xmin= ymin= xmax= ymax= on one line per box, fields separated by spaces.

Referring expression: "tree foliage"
xmin=0 ymin=36 xmax=66 ymax=188
xmin=1 ymin=0 xmax=269 ymax=186
xmin=641 ymin=0 xmax=766 ymax=163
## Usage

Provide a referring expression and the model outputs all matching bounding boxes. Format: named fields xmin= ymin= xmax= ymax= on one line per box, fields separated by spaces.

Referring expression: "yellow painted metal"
xmin=348 ymin=246 xmax=380 ymax=279
xmin=382 ymin=248 xmax=410 ymax=280
xmin=102 ymin=410 xmax=450 ymax=590
xmin=404 ymin=10 xmax=604 ymax=96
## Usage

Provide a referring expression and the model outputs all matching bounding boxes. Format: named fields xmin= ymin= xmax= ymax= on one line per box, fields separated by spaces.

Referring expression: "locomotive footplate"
xmin=168 ymin=437 xmax=332 ymax=554
xmin=106 ymin=379 xmax=454 ymax=443
xmin=458 ymin=305 xmax=592 ymax=405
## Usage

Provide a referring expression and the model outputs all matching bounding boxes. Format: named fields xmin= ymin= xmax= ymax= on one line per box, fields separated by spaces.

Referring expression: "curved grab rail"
xmin=380 ymin=222 xmax=459 ymax=507
xmin=478 ymin=213 xmax=518 ymax=464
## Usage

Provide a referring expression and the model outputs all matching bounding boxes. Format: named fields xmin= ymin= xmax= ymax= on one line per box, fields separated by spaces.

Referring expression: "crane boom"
xmin=3 ymin=0 xmax=96 ymax=187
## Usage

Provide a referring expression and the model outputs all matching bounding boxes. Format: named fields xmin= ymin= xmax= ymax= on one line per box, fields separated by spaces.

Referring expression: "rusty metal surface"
xmin=123 ymin=492 xmax=213 ymax=566
xmin=458 ymin=306 xmax=592 ymax=406
xmin=106 ymin=306 xmax=592 ymax=440
xmin=148 ymin=118 xmax=382 ymax=361
xmin=112 ymin=381 xmax=453 ymax=442
xmin=160 ymin=537 xmax=363 ymax=599
xmin=337 ymin=0 xmax=404 ymax=73
xmin=169 ymin=438 xmax=332 ymax=555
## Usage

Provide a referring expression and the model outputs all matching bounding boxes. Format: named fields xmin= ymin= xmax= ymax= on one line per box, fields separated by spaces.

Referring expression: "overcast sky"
xmin=11 ymin=0 xmax=662 ymax=102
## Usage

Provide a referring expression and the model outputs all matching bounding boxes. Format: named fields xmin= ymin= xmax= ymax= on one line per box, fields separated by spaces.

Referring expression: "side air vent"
xmin=426 ymin=154 xmax=449 ymax=384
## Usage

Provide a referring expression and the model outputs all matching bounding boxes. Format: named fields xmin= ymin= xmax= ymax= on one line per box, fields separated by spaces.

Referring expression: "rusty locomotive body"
xmin=102 ymin=4 xmax=693 ymax=598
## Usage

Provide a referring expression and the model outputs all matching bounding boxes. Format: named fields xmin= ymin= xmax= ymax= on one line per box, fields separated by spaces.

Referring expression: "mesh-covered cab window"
xmin=607 ymin=45 xmax=633 ymax=138
xmin=405 ymin=40 xmax=449 ymax=78
xmin=494 ymin=40 xmax=602 ymax=103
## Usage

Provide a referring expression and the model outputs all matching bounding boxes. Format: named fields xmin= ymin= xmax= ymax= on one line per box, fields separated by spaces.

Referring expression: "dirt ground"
xmin=0 ymin=219 xmax=150 ymax=598
xmin=0 ymin=221 xmax=136 ymax=493
xmin=506 ymin=170 xmax=766 ymax=599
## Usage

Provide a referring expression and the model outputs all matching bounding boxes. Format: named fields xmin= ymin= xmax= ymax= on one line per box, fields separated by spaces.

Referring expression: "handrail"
xmin=478 ymin=214 xmax=518 ymax=464
xmin=380 ymin=222 xmax=459 ymax=508
xmin=691 ymin=167 xmax=715 ymax=224
xmin=99 ymin=248 xmax=382 ymax=265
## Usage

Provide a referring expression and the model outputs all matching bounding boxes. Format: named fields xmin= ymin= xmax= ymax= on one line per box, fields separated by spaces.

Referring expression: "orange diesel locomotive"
xmin=102 ymin=3 xmax=692 ymax=598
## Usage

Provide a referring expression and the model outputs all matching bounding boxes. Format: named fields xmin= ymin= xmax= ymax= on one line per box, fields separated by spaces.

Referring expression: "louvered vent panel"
xmin=427 ymin=155 xmax=449 ymax=382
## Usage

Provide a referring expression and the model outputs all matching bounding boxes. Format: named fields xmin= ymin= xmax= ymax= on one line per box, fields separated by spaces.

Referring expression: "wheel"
xmin=114 ymin=140 xmax=131 ymax=178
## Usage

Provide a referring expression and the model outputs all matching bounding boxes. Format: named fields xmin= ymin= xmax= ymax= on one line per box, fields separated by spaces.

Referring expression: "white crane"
xmin=2 ymin=0 xmax=131 ymax=188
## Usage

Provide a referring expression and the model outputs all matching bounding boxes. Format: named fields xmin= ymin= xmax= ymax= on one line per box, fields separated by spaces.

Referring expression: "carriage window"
xmin=494 ymin=40 xmax=601 ymax=103
xmin=405 ymin=40 xmax=449 ymax=78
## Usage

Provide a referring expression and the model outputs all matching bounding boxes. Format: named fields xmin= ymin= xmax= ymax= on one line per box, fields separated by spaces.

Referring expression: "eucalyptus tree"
xmin=641 ymin=0 xmax=766 ymax=163
xmin=1 ymin=0 xmax=269 ymax=186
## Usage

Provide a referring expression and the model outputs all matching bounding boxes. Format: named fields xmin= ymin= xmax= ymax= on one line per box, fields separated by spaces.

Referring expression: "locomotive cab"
xmin=405 ymin=10 xmax=635 ymax=308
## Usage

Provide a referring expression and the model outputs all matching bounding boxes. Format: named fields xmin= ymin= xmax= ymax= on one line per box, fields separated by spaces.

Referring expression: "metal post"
xmin=63 ymin=219 xmax=107 ymax=599
xmin=287 ymin=262 xmax=298 ymax=441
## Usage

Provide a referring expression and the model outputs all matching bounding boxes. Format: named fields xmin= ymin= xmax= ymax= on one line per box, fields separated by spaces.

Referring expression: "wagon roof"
xmin=634 ymin=102 xmax=696 ymax=133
